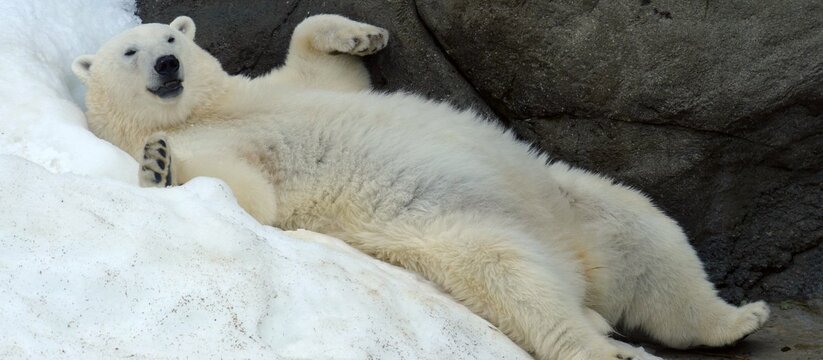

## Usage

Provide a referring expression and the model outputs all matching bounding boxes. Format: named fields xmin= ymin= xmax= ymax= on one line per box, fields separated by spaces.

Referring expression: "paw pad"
xmin=140 ymin=135 xmax=173 ymax=188
xmin=326 ymin=25 xmax=388 ymax=56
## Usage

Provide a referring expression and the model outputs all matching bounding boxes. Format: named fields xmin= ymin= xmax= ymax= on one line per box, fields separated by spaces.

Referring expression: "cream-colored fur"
xmin=73 ymin=14 xmax=769 ymax=360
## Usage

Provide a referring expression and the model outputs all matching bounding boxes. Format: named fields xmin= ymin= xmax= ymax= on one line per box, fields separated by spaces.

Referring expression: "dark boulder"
xmin=137 ymin=0 xmax=823 ymax=302
xmin=136 ymin=0 xmax=491 ymax=112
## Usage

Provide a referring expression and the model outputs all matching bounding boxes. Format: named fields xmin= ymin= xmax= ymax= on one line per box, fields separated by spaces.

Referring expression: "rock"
xmin=136 ymin=0 xmax=492 ymax=113
xmin=136 ymin=0 xmax=823 ymax=302
xmin=415 ymin=0 xmax=823 ymax=302
xmin=417 ymin=0 xmax=823 ymax=126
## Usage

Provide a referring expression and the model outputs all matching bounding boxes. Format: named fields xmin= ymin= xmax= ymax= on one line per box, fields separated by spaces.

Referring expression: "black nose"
xmin=154 ymin=55 xmax=179 ymax=76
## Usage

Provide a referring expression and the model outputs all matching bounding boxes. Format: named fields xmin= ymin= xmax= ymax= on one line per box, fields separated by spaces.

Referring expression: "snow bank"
xmin=0 ymin=1 xmax=530 ymax=359
xmin=0 ymin=157 xmax=528 ymax=359
xmin=0 ymin=0 xmax=139 ymax=183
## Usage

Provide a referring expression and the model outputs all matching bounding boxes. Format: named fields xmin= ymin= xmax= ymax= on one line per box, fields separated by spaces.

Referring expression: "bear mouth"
xmin=148 ymin=79 xmax=183 ymax=99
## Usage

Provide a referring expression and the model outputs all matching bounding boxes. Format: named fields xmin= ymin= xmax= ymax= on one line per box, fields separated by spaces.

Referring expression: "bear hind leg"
xmin=545 ymin=163 xmax=770 ymax=350
xmin=615 ymin=216 xmax=770 ymax=349
xmin=355 ymin=219 xmax=659 ymax=360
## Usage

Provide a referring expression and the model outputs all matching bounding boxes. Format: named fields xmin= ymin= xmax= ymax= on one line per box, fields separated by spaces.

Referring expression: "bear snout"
xmin=154 ymin=55 xmax=179 ymax=77
xmin=147 ymin=55 xmax=184 ymax=99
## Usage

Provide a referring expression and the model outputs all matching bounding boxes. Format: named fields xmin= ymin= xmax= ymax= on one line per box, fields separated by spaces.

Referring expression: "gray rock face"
xmin=136 ymin=0 xmax=491 ymax=113
xmin=137 ymin=0 xmax=822 ymax=302
xmin=414 ymin=0 xmax=823 ymax=302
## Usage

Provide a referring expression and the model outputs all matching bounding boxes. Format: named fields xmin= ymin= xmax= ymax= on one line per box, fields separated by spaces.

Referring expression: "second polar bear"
xmin=72 ymin=15 xmax=769 ymax=360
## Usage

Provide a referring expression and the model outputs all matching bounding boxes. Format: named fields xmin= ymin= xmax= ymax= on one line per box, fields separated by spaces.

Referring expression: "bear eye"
xmin=168 ymin=36 xmax=175 ymax=43
xmin=124 ymin=49 xmax=137 ymax=56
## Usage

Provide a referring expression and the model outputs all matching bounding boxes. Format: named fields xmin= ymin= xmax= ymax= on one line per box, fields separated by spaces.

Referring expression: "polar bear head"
xmin=72 ymin=16 xmax=223 ymax=152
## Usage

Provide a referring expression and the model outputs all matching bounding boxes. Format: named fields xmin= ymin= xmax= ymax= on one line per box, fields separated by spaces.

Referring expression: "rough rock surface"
xmin=136 ymin=0 xmax=822 ymax=303
xmin=136 ymin=0 xmax=491 ymax=113
xmin=415 ymin=0 xmax=823 ymax=304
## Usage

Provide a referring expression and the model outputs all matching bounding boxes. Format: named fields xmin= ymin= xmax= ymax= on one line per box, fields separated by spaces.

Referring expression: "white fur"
xmin=73 ymin=14 xmax=769 ymax=360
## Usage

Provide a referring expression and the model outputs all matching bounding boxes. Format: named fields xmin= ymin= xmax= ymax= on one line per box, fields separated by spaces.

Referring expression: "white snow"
xmin=0 ymin=1 xmax=530 ymax=359
xmin=0 ymin=0 xmax=138 ymax=183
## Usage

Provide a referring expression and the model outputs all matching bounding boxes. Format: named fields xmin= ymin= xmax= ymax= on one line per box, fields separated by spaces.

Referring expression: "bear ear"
xmin=72 ymin=55 xmax=95 ymax=83
xmin=170 ymin=16 xmax=196 ymax=41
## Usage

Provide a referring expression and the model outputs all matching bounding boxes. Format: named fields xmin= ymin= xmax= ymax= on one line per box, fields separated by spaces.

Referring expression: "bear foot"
xmin=139 ymin=133 xmax=174 ymax=188
xmin=318 ymin=21 xmax=389 ymax=56
xmin=606 ymin=339 xmax=665 ymax=360
xmin=713 ymin=301 xmax=770 ymax=346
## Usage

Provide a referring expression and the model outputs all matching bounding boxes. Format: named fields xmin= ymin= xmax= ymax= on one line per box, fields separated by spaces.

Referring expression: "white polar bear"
xmin=72 ymin=14 xmax=769 ymax=360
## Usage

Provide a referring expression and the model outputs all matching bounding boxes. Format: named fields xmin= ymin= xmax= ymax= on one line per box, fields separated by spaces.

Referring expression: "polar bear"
xmin=72 ymin=15 xmax=769 ymax=360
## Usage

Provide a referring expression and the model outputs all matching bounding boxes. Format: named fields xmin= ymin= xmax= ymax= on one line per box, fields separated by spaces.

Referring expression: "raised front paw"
xmin=139 ymin=133 xmax=174 ymax=188
xmin=313 ymin=16 xmax=389 ymax=56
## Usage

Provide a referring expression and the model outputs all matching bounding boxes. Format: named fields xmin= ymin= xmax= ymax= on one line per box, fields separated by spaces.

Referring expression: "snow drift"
xmin=0 ymin=0 xmax=529 ymax=358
